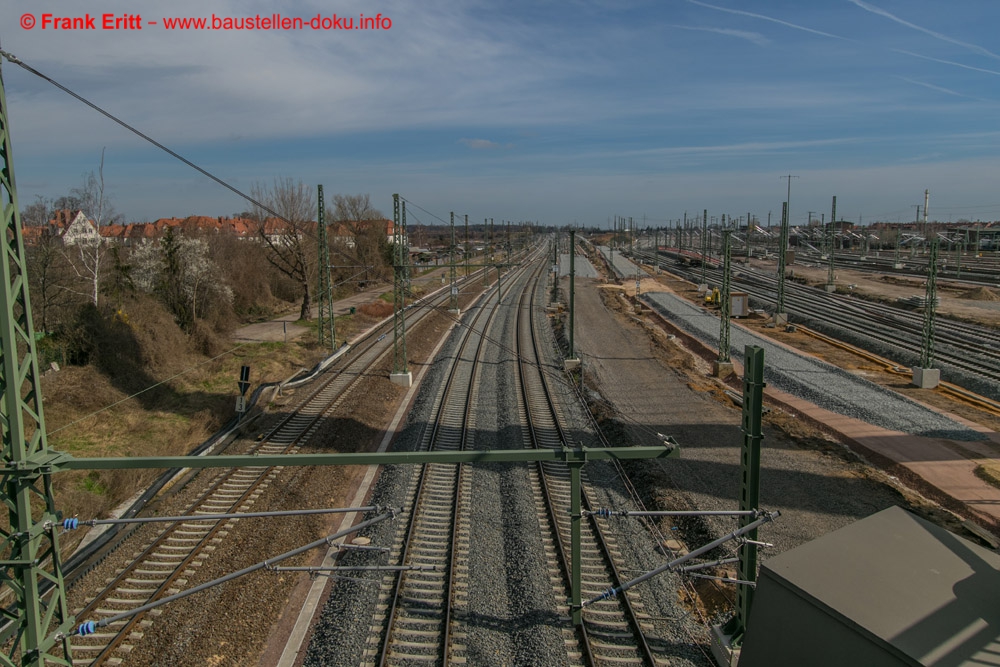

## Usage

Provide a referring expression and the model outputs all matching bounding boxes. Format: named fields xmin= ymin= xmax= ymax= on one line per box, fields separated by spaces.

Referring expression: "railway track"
xmin=627 ymin=247 xmax=1000 ymax=396
xmin=517 ymin=262 xmax=669 ymax=665
xmin=67 ymin=276 xmax=469 ymax=666
xmin=364 ymin=258 xmax=525 ymax=665
xmin=365 ymin=251 xmax=676 ymax=665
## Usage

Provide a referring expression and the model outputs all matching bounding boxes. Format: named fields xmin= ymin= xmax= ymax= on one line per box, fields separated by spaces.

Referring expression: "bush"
xmin=358 ymin=300 xmax=393 ymax=318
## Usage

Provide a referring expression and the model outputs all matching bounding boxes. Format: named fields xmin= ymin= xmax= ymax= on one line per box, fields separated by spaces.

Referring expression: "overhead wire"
xmin=0 ymin=48 xmax=364 ymax=267
xmin=400 ymin=255 xmax=670 ymax=448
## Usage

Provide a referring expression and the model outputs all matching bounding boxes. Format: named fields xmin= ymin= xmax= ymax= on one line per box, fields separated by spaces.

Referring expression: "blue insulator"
xmin=62 ymin=518 xmax=79 ymax=530
xmin=599 ymin=587 xmax=618 ymax=601
xmin=77 ymin=621 xmax=96 ymax=636
xmin=596 ymin=508 xmax=612 ymax=518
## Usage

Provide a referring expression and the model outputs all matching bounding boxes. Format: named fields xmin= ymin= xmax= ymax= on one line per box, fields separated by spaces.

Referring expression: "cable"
xmin=401 ymin=256 xmax=671 ymax=448
xmin=0 ymin=48 xmax=363 ymax=267
xmin=46 ymin=343 xmax=248 ymax=436
xmin=398 ymin=197 xmax=453 ymax=227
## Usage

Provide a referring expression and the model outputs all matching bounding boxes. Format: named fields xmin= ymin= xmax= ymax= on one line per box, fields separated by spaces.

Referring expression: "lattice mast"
xmin=449 ymin=212 xmax=458 ymax=311
xmin=718 ymin=230 xmax=732 ymax=363
xmin=776 ymin=201 xmax=789 ymax=315
xmin=828 ymin=196 xmax=837 ymax=287
xmin=392 ymin=195 xmax=407 ymax=373
xmin=729 ymin=345 xmax=765 ymax=645
xmin=0 ymin=58 xmax=75 ymax=666
xmin=920 ymin=239 xmax=938 ymax=368
xmin=700 ymin=209 xmax=708 ymax=285
xmin=316 ymin=185 xmax=334 ymax=350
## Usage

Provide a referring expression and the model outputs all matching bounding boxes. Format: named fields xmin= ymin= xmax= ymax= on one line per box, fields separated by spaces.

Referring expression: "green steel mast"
xmin=449 ymin=212 xmax=458 ymax=312
xmin=316 ymin=185 xmax=334 ymax=351
xmin=0 ymin=57 xmax=75 ymax=666
xmin=392 ymin=195 xmax=408 ymax=374
xmin=719 ymin=230 xmax=732 ymax=364
xmin=776 ymin=201 xmax=789 ymax=316
xmin=920 ymin=239 xmax=938 ymax=369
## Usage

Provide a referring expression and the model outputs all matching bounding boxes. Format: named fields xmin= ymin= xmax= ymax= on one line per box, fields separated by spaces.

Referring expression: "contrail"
xmin=848 ymin=0 xmax=1000 ymax=60
xmin=669 ymin=24 xmax=770 ymax=47
xmin=894 ymin=49 xmax=1000 ymax=77
xmin=686 ymin=0 xmax=849 ymax=40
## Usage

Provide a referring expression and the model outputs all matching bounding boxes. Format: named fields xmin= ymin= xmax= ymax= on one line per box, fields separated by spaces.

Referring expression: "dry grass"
xmin=41 ymin=333 xmax=327 ymax=529
xmin=975 ymin=463 xmax=1000 ymax=490
xmin=359 ymin=300 xmax=394 ymax=318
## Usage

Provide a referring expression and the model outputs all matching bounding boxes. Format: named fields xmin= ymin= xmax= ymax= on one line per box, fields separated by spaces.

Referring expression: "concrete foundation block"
xmin=773 ymin=312 xmax=788 ymax=327
xmin=563 ymin=358 xmax=581 ymax=371
xmin=697 ymin=283 xmax=709 ymax=293
xmin=710 ymin=623 xmax=741 ymax=667
xmin=449 ymin=308 xmax=461 ymax=316
xmin=824 ymin=283 xmax=836 ymax=293
xmin=712 ymin=360 xmax=734 ymax=377
xmin=389 ymin=371 xmax=413 ymax=388
xmin=912 ymin=367 xmax=940 ymax=389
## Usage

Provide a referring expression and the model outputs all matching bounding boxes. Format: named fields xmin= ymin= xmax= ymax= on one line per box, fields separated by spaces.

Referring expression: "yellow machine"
xmin=704 ymin=287 xmax=721 ymax=306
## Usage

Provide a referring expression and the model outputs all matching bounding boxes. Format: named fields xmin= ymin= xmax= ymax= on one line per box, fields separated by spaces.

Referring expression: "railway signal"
xmin=238 ymin=365 xmax=251 ymax=395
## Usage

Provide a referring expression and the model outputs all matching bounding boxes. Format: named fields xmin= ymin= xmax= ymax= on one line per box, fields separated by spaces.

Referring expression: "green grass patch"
xmin=81 ymin=472 xmax=108 ymax=495
xmin=52 ymin=434 xmax=98 ymax=453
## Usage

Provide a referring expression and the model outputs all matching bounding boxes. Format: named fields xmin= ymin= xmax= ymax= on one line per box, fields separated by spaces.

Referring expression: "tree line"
xmin=23 ymin=171 xmax=393 ymax=368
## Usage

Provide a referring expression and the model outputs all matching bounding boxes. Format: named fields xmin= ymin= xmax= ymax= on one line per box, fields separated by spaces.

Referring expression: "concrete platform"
xmin=638 ymin=289 xmax=1000 ymax=534
xmin=745 ymin=369 xmax=1000 ymax=531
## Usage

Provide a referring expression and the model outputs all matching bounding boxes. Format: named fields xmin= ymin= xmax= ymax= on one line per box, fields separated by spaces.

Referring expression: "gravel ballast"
xmin=559 ymin=252 xmax=598 ymax=278
xmin=640 ymin=290 xmax=983 ymax=441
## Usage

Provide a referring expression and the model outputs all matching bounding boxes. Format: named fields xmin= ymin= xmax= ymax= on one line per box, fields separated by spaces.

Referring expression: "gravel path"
xmin=559 ymin=252 xmax=598 ymax=278
xmin=598 ymin=245 xmax=642 ymax=280
xmin=640 ymin=290 xmax=983 ymax=441
xmin=569 ymin=277 xmax=956 ymax=614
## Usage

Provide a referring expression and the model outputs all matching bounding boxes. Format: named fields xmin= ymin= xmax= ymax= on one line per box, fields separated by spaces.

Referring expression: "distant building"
xmin=42 ymin=210 xmax=101 ymax=246
xmin=22 ymin=212 xmax=397 ymax=249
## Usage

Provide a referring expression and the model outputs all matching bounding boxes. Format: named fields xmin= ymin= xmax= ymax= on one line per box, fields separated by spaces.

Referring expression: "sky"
xmin=1 ymin=0 xmax=999 ymax=228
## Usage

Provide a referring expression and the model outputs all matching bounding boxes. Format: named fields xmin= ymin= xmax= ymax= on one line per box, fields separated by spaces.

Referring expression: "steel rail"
xmin=519 ymin=260 xmax=659 ymax=666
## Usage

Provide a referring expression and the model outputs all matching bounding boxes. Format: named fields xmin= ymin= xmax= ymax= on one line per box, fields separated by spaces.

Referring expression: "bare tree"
xmin=332 ymin=193 xmax=381 ymax=224
xmin=251 ymin=178 xmax=316 ymax=321
xmin=333 ymin=193 xmax=387 ymax=284
xmin=21 ymin=195 xmax=51 ymax=227
xmin=67 ymin=149 xmax=120 ymax=307
xmin=25 ymin=227 xmax=78 ymax=332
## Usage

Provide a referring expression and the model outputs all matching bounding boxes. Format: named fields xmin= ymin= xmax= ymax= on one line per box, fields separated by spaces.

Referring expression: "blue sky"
xmin=2 ymin=0 xmax=999 ymax=227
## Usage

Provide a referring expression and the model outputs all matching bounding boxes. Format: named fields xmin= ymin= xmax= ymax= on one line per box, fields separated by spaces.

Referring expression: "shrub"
xmin=358 ymin=300 xmax=394 ymax=318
